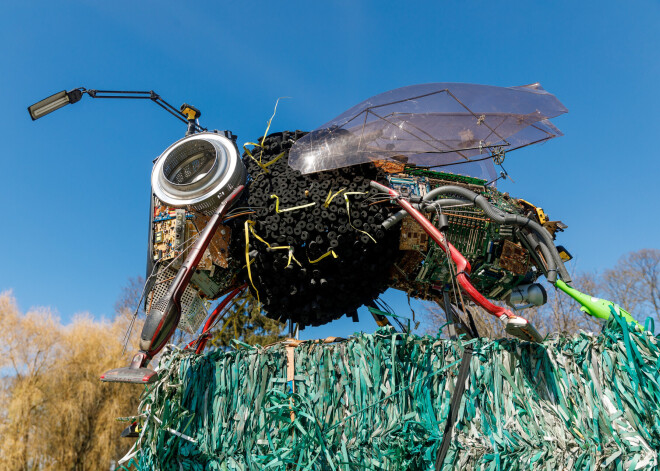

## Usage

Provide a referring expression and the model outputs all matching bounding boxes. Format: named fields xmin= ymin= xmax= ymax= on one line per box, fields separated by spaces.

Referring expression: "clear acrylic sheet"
xmin=289 ymin=83 xmax=567 ymax=182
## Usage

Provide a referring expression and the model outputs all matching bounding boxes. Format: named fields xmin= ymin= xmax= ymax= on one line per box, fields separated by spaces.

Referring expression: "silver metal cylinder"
xmin=508 ymin=283 xmax=548 ymax=307
xmin=152 ymin=133 xmax=246 ymax=214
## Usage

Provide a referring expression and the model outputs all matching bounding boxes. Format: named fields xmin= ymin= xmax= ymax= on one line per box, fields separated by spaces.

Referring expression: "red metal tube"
xmin=371 ymin=180 xmax=513 ymax=320
xmin=147 ymin=185 xmax=245 ymax=358
xmin=193 ymin=284 xmax=247 ymax=354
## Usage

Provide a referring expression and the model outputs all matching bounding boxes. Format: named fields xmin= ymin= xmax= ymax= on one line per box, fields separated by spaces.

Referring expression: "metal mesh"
xmin=163 ymin=140 xmax=216 ymax=185
xmin=147 ymin=266 xmax=207 ymax=335
xmin=179 ymin=284 xmax=207 ymax=334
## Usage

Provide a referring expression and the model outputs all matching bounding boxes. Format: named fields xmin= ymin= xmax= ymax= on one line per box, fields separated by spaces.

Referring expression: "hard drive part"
xmin=100 ymin=185 xmax=244 ymax=384
xmin=371 ymin=180 xmax=542 ymax=342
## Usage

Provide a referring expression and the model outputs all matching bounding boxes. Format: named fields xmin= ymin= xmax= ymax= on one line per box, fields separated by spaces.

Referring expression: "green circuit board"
xmin=389 ymin=168 xmax=540 ymax=302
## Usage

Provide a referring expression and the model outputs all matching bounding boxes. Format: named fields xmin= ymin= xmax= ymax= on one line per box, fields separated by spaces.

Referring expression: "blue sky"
xmin=1 ymin=1 xmax=658 ymax=339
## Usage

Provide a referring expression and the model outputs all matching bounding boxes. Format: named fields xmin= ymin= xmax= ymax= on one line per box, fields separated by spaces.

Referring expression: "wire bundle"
xmin=129 ymin=313 xmax=660 ymax=470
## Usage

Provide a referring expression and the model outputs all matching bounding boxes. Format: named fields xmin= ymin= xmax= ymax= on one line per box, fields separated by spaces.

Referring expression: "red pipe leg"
xmin=371 ymin=181 xmax=513 ymax=320
xmin=192 ymin=284 xmax=247 ymax=354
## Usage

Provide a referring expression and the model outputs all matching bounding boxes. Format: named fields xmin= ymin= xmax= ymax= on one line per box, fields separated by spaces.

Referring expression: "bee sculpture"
xmin=27 ymin=83 xmax=575 ymax=384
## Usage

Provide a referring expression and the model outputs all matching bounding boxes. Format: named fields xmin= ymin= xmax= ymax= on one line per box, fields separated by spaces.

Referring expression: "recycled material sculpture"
xmin=28 ymin=82 xmax=638 ymax=386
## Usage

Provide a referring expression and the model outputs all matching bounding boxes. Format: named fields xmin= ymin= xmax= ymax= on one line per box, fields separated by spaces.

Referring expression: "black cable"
xmin=376 ymin=297 xmax=395 ymax=315
xmin=463 ymin=306 xmax=480 ymax=339
xmin=90 ymin=90 xmax=152 ymax=94
xmin=375 ymin=298 xmax=406 ymax=332
xmin=435 ymin=345 xmax=473 ymax=470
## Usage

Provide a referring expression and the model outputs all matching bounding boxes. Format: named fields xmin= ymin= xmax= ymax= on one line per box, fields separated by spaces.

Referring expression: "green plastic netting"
xmin=123 ymin=312 xmax=660 ymax=470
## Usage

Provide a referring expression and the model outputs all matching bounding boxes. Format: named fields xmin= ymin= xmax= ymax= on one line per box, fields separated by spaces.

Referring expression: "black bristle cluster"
xmin=228 ymin=131 xmax=399 ymax=327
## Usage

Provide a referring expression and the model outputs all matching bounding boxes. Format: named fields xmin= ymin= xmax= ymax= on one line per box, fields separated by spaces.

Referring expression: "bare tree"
xmin=41 ymin=311 xmax=142 ymax=470
xmin=424 ymin=272 xmax=603 ymax=340
xmin=602 ymin=249 xmax=660 ymax=322
xmin=540 ymin=272 xmax=602 ymax=335
xmin=114 ymin=275 xmax=146 ymax=318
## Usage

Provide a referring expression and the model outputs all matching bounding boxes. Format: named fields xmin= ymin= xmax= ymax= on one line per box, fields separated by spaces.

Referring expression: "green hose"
xmin=555 ymin=279 xmax=641 ymax=328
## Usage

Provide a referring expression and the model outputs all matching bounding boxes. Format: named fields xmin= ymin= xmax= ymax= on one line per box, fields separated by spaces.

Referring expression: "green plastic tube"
xmin=555 ymin=279 xmax=640 ymax=328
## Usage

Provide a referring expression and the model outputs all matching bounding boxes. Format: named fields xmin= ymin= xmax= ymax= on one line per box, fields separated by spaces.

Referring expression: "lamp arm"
xmin=83 ymin=89 xmax=207 ymax=132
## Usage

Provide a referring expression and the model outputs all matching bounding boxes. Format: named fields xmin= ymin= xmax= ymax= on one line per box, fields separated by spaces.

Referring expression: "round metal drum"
xmin=152 ymin=133 xmax=246 ymax=214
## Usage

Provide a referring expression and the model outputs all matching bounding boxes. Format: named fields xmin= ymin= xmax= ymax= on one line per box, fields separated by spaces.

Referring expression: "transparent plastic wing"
xmin=289 ymin=82 xmax=567 ymax=181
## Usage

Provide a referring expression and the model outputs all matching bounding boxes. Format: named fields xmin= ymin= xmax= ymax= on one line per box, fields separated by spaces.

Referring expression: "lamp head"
xmin=28 ymin=89 xmax=84 ymax=121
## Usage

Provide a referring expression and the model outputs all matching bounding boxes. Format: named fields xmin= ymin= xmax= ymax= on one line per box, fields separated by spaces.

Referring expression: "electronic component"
xmin=148 ymin=195 xmax=237 ymax=315
xmin=384 ymin=168 xmax=554 ymax=305
xmin=499 ymin=240 xmax=529 ymax=275
xmin=399 ymin=216 xmax=429 ymax=251
xmin=387 ymin=175 xmax=430 ymax=198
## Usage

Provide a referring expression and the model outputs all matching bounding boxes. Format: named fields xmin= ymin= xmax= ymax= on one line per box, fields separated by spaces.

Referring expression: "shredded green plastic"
xmin=128 ymin=312 xmax=660 ymax=470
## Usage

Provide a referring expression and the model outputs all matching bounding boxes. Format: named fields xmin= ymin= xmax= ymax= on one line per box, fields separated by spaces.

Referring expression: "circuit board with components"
xmin=387 ymin=169 xmax=553 ymax=303
xmin=152 ymin=205 xmax=190 ymax=265
xmin=147 ymin=198 xmax=240 ymax=333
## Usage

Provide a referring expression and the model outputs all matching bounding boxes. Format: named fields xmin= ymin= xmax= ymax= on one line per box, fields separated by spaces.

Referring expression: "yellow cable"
xmin=270 ymin=194 xmax=316 ymax=213
xmin=269 ymin=246 xmax=302 ymax=268
xmin=248 ymin=223 xmax=271 ymax=247
xmin=244 ymin=220 xmax=260 ymax=303
xmin=324 ymin=188 xmax=346 ymax=208
xmin=343 ymin=192 xmax=377 ymax=243
xmin=243 ymin=147 xmax=285 ymax=174
xmin=308 ymin=249 xmax=338 ymax=264
xmin=260 ymin=97 xmax=289 ymax=150
xmin=242 ymin=97 xmax=290 ymax=165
